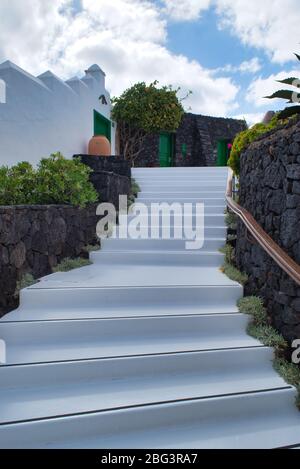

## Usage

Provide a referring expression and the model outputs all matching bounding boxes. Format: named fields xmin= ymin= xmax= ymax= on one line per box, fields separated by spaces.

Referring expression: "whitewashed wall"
xmin=0 ymin=61 xmax=116 ymax=166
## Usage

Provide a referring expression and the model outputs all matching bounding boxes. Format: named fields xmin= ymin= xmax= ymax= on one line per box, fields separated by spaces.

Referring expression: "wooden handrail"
xmin=226 ymin=168 xmax=300 ymax=286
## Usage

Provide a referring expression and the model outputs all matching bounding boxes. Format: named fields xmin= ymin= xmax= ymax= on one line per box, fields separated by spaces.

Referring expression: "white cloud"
xmin=216 ymin=0 xmax=300 ymax=64
xmin=232 ymin=112 xmax=264 ymax=127
xmin=163 ymin=0 xmax=300 ymax=64
xmin=215 ymin=57 xmax=262 ymax=74
xmin=239 ymin=58 xmax=262 ymax=74
xmin=247 ymin=69 xmax=300 ymax=108
xmin=163 ymin=0 xmax=212 ymax=21
xmin=0 ymin=0 xmax=239 ymax=117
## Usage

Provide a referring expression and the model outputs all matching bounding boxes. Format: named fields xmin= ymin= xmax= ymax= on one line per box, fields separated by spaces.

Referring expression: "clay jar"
xmin=88 ymin=136 xmax=111 ymax=156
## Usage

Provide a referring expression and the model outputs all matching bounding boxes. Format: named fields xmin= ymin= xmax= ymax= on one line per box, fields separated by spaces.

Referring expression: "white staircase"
xmin=0 ymin=167 xmax=299 ymax=449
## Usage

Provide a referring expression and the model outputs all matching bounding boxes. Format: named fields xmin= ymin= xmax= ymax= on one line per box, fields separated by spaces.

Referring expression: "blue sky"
xmin=162 ymin=2 xmax=298 ymax=122
xmin=0 ymin=0 xmax=299 ymax=125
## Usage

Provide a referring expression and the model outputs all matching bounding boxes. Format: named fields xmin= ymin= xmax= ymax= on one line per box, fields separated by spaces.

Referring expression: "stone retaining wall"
xmin=0 ymin=204 xmax=99 ymax=315
xmin=235 ymin=117 xmax=300 ymax=343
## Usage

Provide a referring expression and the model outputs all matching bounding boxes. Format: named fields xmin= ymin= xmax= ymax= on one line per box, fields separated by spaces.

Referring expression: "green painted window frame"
xmin=93 ymin=110 xmax=112 ymax=142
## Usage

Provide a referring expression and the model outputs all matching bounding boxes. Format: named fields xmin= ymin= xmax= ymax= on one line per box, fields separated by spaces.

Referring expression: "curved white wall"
xmin=0 ymin=61 xmax=115 ymax=167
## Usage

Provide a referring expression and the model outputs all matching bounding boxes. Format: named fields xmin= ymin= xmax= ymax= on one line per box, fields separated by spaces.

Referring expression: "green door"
xmin=94 ymin=110 xmax=111 ymax=142
xmin=159 ymin=133 xmax=173 ymax=167
xmin=217 ymin=139 xmax=230 ymax=166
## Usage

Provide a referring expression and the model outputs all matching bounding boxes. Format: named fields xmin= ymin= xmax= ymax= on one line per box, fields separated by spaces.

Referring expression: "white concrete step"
xmin=101 ymin=236 xmax=226 ymax=251
xmin=1 ymin=389 xmax=299 ymax=449
xmin=137 ymin=182 xmax=227 ymax=191
xmin=134 ymin=172 xmax=227 ymax=177
xmin=137 ymin=197 xmax=226 ymax=206
xmin=0 ymin=347 xmax=285 ymax=425
xmin=0 ymin=314 xmax=256 ymax=365
xmin=123 ymin=213 xmax=226 ymax=227
xmin=135 ymin=178 xmax=227 ymax=185
xmin=26 ymin=264 xmax=239 ymax=288
xmin=6 ymin=283 xmax=242 ymax=321
xmin=138 ymin=191 xmax=225 ymax=198
xmin=130 ymin=204 xmax=226 ymax=214
xmin=90 ymin=250 xmax=224 ymax=267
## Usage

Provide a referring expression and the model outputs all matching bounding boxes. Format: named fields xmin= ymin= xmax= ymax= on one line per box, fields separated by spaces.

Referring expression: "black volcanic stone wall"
xmin=235 ymin=117 xmax=300 ymax=343
xmin=0 ymin=204 xmax=99 ymax=314
xmin=76 ymin=155 xmax=131 ymax=207
xmin=174 ymin=114 xmax=204 ymax=167
xmin=194 ymin=114 xmax=247 ymax=166
xmin=76 ymin=155 xmax=131 ymax=178
xmin=135 ymin=113 xmax=246 ymax=167
xmin=135 ymin=134 xmax=160 ymax=167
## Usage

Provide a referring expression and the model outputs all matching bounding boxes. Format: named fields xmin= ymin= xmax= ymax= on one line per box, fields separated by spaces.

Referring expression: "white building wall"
xmin=0 ymin=61 xmax=116 ymax=167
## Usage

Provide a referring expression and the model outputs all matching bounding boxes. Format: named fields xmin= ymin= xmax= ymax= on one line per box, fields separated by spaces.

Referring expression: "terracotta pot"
xmin=88 ymin=136 xmax=111 ymax=157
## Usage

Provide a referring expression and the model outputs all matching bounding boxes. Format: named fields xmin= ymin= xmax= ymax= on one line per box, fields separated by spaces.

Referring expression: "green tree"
xmin=111 ymin=81 xmax=187 ymax=165
xmin=265 ymin=52 xmax=300 ymax=119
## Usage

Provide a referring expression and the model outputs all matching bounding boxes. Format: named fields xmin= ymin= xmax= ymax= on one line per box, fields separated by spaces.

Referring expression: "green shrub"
xmin=0 ymin=162 xmax=37 ymax=205
xmin=0 ymin=153 xmax=98 ymax=207
xmin=228 ymin=115 xmax=279 ymax=175
xmin=53 ymin=257 xmax=92 ymax=273
xmin=35 ymin=153 xmax=98 ymax=207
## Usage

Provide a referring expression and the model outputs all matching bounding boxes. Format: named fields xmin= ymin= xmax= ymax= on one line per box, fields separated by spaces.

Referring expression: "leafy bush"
xmin=0 ymin=162 xmax=37 ymax=205
xmin=53 ymin=257 xmax=92 ymax=273
xmin=0 ymin=153 xmax=98 ymax=207
xmin=111 ymin=81 xmax=187 ymax=163
xmin=228 ymin=115 xmax=279 ymax=175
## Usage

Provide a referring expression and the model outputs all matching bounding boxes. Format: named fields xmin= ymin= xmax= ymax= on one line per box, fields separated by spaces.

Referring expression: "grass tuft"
xmin=14 ymin=273 xmax=37 ymax=296
xmin=247 ymin=323 xmax=288 ymax=349
xmin=53 ymin=257 xmax=92 ymax=273
xmin=238 ymin=295 xmax=300 ymax=409
xmin=225 ymin=211 xmax=237 ymax=230
xmin=131 ymin=179 xmax=141 ymax=196
xmin=273 ymin=358 xmax=300 ymax=388
xmin=221 ymin=262 xmax=248 ymax=285
xmin=220 ymin=244 xmax=234 ymax=264
xmin=84 ymin=244 xmax=101 ymax=253
xmin=238 ymin=296 xmax=267 ymax=325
